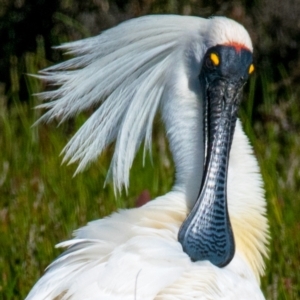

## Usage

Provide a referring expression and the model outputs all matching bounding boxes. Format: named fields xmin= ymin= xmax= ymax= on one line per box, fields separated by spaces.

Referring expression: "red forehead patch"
xmin=224 ymin=42 xmax=249 ymax=53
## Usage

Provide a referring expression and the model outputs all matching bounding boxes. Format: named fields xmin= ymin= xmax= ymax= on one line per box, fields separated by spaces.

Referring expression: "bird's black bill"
xmin=178 ymin=45 xmax=253 ymax=267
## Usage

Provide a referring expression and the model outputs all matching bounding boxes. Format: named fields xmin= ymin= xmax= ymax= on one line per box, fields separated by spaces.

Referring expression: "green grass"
xmin=1 ymin=50 xmax=300 ymax=300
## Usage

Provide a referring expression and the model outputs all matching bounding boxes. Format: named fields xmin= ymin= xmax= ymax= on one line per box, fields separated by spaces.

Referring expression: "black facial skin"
xmin=203 ymin=45 xmax=253 ymax=86
xmin=178 ymin=45 xmax=254 ymax=267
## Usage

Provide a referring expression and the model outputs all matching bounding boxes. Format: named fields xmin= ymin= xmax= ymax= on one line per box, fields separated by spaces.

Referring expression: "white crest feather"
xmin=35 ymin=15 xmax=206 ymax=192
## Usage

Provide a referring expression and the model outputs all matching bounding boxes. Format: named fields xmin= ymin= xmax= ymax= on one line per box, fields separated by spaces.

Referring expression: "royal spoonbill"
xmin=27 ymin=15 xmax=269 ymax=299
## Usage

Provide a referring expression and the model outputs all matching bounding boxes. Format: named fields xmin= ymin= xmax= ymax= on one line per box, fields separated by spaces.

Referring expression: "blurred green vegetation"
xmin=1 ymin=0 xmax=300 ymax=299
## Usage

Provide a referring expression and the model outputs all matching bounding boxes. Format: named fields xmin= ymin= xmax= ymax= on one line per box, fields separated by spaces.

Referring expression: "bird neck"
xmin=161 ymin=89 xmax=204 ymax=210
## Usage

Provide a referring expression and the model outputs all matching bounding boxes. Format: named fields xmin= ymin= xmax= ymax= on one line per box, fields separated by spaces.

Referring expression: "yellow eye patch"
xmin=249 ymin=64 xmax=255 ymax=74
xmin=210 ymin=53 xmax=219 ymax=66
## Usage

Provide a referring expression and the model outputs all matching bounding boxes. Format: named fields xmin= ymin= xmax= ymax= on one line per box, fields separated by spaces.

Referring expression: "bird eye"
xmin=210 ymin=53 xmax=220 ymax=66
xmin=206 ymin=53 xmax=219 ymax=69
xmin=248 ymin=64 xmax=255 ymax=75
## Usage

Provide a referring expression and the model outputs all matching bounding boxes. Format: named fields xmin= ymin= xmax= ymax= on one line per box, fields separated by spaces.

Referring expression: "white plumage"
xmin=27 ymin=15 xmax=269 ymax=299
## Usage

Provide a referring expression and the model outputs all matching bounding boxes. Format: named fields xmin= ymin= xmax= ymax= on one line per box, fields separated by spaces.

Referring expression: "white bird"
xmin=27 ymin=15 xmax=269 ymax=299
